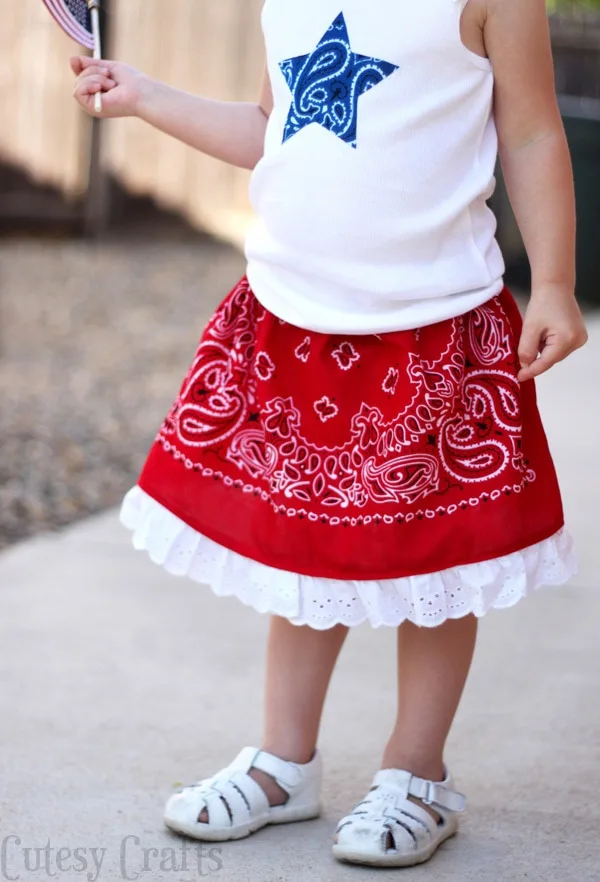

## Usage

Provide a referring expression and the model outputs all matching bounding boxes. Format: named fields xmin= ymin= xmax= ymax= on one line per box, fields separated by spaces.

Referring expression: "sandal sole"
xmin=164 ymin=803 xmax=321 ymax=842
xmin=332 ymin=820 xmax=458 ymax=867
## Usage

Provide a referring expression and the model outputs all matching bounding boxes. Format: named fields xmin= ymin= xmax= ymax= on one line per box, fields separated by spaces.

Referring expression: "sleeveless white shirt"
xmin=244 ymin=0 xmax=505 ymax=334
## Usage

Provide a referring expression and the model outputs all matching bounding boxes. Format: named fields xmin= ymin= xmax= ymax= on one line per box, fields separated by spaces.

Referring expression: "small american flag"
xmin=41 ymin=0 xmax=96 ymax=50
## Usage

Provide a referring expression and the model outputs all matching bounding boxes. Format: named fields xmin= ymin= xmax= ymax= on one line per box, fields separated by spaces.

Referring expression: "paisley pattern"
xmin=332 ymin=341 xmax=360 ymax=370
xmin=468 ymin=304 xmax=513 ymax=366
xmin=382 ymin=367 xmax=400 ymax=396
xmin=279 ymin=12 xmax=398 ymax=148
xmin=295 ymin=336 xmax=312 ymax=363
xmin=314 ymin=396 xmax=340 ymax=423
xmin=152 ymin=277 xmax=536 ymax=523
xmin=137 ymin=276 xmax=566 ymax=580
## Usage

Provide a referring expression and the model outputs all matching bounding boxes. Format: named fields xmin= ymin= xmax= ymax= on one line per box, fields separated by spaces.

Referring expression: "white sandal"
xmin=164 ymin=746 xmax=322 ymax=841
xmin=332 ymin=767 xmax=466 ymax=867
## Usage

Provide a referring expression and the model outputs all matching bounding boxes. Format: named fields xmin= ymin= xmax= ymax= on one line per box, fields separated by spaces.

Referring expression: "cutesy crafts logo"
xmin=0 ymin=836 xmax=223 ymax=880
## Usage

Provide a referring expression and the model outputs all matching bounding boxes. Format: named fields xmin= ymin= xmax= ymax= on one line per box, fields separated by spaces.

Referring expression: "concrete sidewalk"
xmin=1 ymin=319 xmax=599 ymax=882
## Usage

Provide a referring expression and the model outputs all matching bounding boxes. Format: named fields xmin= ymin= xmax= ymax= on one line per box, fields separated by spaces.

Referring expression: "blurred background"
xmin=0 ymin=0 xmax=598 ymax=550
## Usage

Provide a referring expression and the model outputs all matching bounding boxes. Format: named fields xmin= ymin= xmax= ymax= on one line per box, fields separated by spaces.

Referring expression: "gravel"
xmin=0 ymin=224 xmax=245 ymax=549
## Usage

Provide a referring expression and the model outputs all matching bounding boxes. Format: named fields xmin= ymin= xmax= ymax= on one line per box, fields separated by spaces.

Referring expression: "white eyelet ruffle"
xmin=119 ymin=486 xmax=577 ymax=630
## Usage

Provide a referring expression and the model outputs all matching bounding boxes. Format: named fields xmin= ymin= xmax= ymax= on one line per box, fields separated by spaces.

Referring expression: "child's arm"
xmin=71 ymin=57 xmax=273 ymax=171
xmin=482 ymin=0 xmax=587 ymax=381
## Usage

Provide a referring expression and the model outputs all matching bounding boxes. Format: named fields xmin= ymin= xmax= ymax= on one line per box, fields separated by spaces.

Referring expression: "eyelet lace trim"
xmin=120 ymin=486 xmax=577 ymax=630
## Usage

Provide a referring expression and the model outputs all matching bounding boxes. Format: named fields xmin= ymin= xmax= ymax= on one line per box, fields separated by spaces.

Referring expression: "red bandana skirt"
xmin=121 ymin=276 xmax=575 ymax=627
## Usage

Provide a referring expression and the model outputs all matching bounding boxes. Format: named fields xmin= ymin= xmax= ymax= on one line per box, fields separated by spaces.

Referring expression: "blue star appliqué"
xmin=279 ymin=12 xmax=398 ymax=149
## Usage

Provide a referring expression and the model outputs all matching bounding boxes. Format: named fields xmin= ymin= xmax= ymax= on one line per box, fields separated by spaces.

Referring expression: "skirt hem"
xmin=120 ymin=485 xmax=577 ymax=630
xmin=138 ymin=472 xmax=566 ymax=582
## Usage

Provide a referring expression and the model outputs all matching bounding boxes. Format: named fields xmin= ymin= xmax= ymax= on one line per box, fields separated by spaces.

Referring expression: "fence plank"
xmin=0 ymin=0 xmax=264 ymax=240
xmin=106 ymin=0 xmax=264 ymax=242
xmin=0 ymin=0 xmax=90 ymax=197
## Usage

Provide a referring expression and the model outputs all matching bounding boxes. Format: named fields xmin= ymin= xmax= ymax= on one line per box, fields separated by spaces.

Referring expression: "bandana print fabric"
xmin=279 ymin=12 xmax=398 ymax=148
xmin=136 ymin=277 xmax=564 ymax=581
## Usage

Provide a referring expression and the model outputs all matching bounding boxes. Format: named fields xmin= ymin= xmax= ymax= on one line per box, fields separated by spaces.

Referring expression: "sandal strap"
xmin=180 ymin=758 xmax=271 ymax=828
xmin=217 ymin=770 xmax=269 ymax=814
xmin=228 ymin=746 xmax=307 ymax=793
xmin=372 ymin=769 xmax=467 ymax=813
xmin=199 ymin=790 xmax=233 ymax=827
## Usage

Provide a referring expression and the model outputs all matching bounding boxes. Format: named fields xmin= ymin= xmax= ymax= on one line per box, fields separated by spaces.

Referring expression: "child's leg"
xmin=262 ymin=616 xmax=349 ymax=761
xmin=332 ymin=617 xmax=477 ymax=862
xmin=382 ymin=616 xmax=478 ymax=782
xmin=255 ymin=616 xmax=349 ymax=804
xmin=199 ymin=615 xmax=348 ymax=821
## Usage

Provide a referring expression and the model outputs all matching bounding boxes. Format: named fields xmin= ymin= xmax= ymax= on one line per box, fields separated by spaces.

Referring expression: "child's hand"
xmin=517 ymin=287 xmax=588 ymax=382
xmin=70 ymin=56 xmax=151 ymax=118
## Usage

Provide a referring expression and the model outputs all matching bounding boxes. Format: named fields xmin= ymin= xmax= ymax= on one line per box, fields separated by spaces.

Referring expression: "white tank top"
xmin=244 ymin=0 xmax=505 ymax=334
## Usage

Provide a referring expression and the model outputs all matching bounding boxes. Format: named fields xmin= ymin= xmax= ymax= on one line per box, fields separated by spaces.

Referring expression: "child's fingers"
xmin=75 ymin=65 xmax=109 ymax=79
xmin=77 ymin=74 xmax=115 ymax=92
xmin=70 ymin=55 xmax=101 ymax=75
xmin=71 ymin=56 xmax=115 ymax=80
xmin=70 ymin=56 xmax=84 ymax=75
xmin=517 ymin=335 xmax=577 ymax=382
xmin=71 ymin=55 xmax=106 ymax=72
xmin=517 ymin=324 xmax=541 ymax=375
xmin=517 ymin=347 xmax=554 ymax=382
xmin=73 ymin=75 xmax=115 ymax=99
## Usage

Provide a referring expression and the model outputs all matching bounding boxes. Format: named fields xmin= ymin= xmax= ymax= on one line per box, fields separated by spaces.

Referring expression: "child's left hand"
xmin=517 ymin=287 xmax=588 ymax=382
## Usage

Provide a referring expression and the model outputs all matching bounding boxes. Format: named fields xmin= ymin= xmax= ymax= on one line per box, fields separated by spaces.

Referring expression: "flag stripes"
xmin=41 ymin=0 xmax=95 ymax=50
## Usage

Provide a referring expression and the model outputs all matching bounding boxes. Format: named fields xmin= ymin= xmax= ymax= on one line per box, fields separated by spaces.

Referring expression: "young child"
xmin=72 ymin=0 xmax=587 ymax=868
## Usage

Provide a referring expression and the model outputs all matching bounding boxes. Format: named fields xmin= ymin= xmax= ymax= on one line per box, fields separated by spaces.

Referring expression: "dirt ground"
xmin=0 ymin=221 xmax=245 ymax=549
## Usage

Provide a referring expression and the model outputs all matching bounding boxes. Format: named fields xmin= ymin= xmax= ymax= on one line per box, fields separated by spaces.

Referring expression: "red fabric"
xmin=138 ymin=277 xmax=564 ymax=580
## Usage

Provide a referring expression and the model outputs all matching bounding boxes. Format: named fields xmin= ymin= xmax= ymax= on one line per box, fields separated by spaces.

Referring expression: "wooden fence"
xmin=0 ymin=0 xmax=265 ymax=244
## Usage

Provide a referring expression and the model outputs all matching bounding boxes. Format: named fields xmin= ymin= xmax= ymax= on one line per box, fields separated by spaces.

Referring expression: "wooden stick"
xmin=89 ymin=1 xmax=103 ymax=114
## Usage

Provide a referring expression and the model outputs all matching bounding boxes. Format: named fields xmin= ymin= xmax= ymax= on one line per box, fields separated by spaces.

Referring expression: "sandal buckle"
xmin=422 ymin=781 xmax=437 ymax=807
